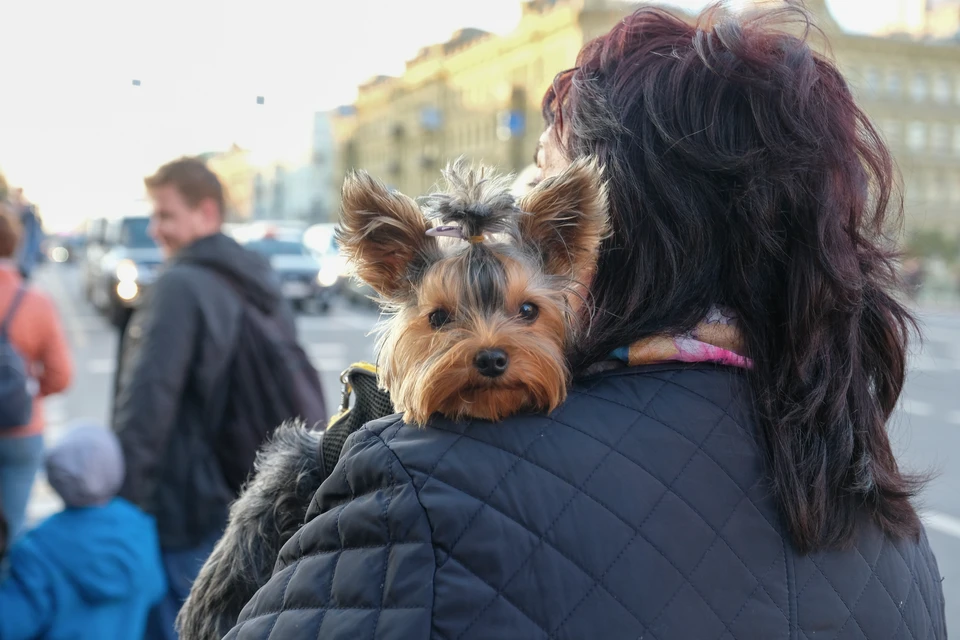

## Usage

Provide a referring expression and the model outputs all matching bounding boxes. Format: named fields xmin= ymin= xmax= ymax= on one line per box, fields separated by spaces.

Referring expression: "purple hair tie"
xmin=426 ymin=225 xmax=484 ymax=244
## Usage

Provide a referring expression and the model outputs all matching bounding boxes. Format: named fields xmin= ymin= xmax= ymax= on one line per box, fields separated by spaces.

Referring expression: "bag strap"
xmin=1 ymin=287 xmax=27 ymax=338
xmin=320 ymin=363 xmax=379 ymax=477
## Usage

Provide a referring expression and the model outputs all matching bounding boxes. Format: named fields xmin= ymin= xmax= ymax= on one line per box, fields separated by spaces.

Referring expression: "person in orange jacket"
xmin=0 ymin=203 xmax=72 ymax=540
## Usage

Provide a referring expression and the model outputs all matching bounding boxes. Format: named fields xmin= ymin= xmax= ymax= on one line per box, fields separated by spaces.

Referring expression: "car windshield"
xmin=246 ymin=239 xmax=308 ymax=257
xmin=120 ymin=218 xmax=156 ymax=249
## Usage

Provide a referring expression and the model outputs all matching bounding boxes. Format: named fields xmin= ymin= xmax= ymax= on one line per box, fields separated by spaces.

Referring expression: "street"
xmin=25 ymin=261 xmax=960 ymax=625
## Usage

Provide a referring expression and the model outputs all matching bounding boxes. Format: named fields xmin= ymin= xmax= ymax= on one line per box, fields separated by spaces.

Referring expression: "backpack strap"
xmin=320 ymin=363 xmax=391 ymax=477
xmin=1 ymin=287 xmax=27 ymax=338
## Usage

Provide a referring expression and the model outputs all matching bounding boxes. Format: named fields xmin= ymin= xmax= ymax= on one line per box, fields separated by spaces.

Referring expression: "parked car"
xmin=81 ymin=217 xmax=110 ymax=299
xmin=243 ymin=236 xmax=338 ymax=313
xmin=89 ymin=216 xmax=164 ymax=327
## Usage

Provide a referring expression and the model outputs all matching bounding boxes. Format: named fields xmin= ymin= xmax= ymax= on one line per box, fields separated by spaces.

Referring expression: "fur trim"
xmin=176 ymin=422 xmax=325 ymax=640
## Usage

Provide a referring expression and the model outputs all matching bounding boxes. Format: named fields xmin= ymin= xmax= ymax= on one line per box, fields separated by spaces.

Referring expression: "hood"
xmin=176 ymin=233 xmax=282 ymax=313
xmin=32 ymin=499 xmax=162 ymax=603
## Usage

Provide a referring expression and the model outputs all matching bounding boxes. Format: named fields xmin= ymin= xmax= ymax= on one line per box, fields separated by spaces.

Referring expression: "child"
xmin=0 ymin=422 xmax=166 ymax=639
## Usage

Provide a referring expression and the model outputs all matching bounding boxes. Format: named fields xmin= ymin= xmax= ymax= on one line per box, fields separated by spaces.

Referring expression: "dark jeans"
xmin=145 ymin=530 xmax=222 ymax=640
xmin=0 ymin=434 xmax=45 ymax=541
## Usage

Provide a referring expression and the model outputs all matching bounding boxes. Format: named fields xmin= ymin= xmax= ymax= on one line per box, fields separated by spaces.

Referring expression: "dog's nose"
xmin=475 ymin=348 xmax=509 ymax=378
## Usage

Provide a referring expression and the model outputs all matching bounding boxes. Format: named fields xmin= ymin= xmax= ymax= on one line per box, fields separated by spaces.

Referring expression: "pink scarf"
xmin=609 ymin=306 xmax=752 ymax=369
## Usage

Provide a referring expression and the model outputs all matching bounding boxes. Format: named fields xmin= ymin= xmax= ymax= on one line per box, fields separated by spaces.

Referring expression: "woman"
xmin=0 ymin=203 xmax=72 ymax=540
xmin=224 ymin=6 xmax=945 ymax=638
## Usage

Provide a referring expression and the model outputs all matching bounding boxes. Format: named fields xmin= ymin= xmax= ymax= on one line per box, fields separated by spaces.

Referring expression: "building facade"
xmin=331 ymin=0 xmax=960 ymax=233
xmin=206 ymin=144 xmax=256 ymax=222
xmin=252 ymin=111 xmax=336 ymax=223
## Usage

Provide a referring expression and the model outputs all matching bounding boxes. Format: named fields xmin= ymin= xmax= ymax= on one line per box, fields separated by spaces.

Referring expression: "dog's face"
xmin=337 ymin=159 xmax=608 ymax=425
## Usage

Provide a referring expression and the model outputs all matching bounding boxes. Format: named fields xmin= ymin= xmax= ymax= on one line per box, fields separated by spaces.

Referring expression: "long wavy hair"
xmin=545 ymin=4 xmax=922 ymax=553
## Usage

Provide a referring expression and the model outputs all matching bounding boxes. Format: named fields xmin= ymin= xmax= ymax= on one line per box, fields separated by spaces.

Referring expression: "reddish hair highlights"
xmin=545 ymin=5 xmax=921 ymax=553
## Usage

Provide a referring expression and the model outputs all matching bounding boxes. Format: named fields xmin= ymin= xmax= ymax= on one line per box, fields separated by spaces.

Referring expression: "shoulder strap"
xmin=320 ymin=364 xmax=392 ymax=476
xmin=1 ymin=287 xmax=28 ymax=337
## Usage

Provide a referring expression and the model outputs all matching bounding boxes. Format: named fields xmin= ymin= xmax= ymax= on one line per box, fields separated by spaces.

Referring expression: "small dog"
xmin=175 ymin=159 xmax=609 ymax=639
xmin=337 ymin=157 xmax=609 ymax=424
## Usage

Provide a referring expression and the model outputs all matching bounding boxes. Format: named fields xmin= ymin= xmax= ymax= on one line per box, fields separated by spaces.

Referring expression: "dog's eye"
xmin=518 ymin=302 xmax=539 ymax=322
xmin=429 ymin=309 xmax=451 ymax=329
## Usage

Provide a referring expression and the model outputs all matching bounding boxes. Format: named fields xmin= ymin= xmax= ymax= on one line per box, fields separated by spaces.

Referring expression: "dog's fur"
xmin=176 ymin=422 xmax=324 ymax=640
xmin=338 ymin=158 xmax=609 ymax=424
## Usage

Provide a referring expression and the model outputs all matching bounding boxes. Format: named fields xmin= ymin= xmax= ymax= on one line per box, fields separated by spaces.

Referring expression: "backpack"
xmin=210 ymin=272 xmax=328 ymax=493
xmin=0 ymin=287 xmax=33 ymax=430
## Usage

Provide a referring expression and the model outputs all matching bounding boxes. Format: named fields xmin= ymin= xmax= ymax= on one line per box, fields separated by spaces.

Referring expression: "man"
xmin=112 ymin=157 xmax=299 ymax=640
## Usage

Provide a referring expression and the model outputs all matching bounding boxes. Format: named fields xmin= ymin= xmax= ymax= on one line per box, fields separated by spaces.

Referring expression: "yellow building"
xmin=206 ymin=143 xmax=256 ymax=222
xmin=332 ymin=0 xmax=960 ymax=233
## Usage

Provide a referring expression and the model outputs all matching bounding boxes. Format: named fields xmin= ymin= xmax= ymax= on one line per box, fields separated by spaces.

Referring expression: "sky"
xmin=0 ymin=0 xmax=919 ymax=230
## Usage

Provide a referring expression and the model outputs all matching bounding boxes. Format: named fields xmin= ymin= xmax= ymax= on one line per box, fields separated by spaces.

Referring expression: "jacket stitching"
xmin=439 ymin=424 xmax=551 ymax=572
xmin=830 ymin=541 xmax=896 ymax=640
xmin=457 ymin=375 xmax=674 ymax=637
xmin=639 ymin=396 xmax=777 ymax=634
xmin=547 ymin=416 xmax=654 ymax=638
xmin=551 ymin=392 xmax=788 ymax=626
xmin=368 ymin=446 xmax=396 ymax=640
xmin=571 ymin=386 xmax=783 ymax=536
xmin=899 ymin=535 xmax=942 ymax=636
xmin=727 ymin=550 xmax=790 ymax=632
xmin=889 ymin=540 xmax=936 ymax=638
xmin=261 ymin=556 xmax=303 ymax=640
xmin=413 ymin=385 xmax=786 ymax=631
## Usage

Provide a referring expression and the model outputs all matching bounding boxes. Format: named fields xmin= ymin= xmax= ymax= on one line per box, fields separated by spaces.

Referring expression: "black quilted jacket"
xmin=226 ymin=364 xmax=946 ymax=639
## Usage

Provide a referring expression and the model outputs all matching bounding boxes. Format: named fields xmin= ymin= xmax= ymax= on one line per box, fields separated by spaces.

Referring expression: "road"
xmin=25 ymin=261 xmax=960 ymax=627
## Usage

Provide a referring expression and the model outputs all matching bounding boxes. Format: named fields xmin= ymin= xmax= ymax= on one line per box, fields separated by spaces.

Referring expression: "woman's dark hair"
xmin=545 ymin=4 xmax=921 ymax=553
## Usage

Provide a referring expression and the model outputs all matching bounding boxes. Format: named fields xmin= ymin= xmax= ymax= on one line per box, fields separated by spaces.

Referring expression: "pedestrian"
xmin=224 ymin=5 xmax=945 ymax=639
xmin=112 ymin=156 xmax=325 ymax=640
xmin=0 ymin=203 xmax=72 ymax=541
xmin=9 ymin=190 xmax=43 ymax=281
xmin=0 ymin=422 xmax=166 ymax=640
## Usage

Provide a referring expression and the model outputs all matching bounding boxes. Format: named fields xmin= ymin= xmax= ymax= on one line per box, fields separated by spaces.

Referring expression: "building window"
xmin=928 ymin=172 xmax=944 ymax=202
xmin=932 ymin=123 xmax=949 ymax=154
xmin=864 ymin=66 xmax=882 ymax=97
xmin=911 ymin=72 xmax=928 ymax=102
xmin=906 ymin=121 xmax=927 ymax=151
xmin=934 ymin=73 xmax=951 ymax=104
xmin=881 ymin=119 xmax=902 ymax=146
xmin=887 ymin=70 xmax=903 ymax=98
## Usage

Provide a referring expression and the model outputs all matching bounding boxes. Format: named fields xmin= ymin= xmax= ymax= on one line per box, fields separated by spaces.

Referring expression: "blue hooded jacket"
xmin=0 ymin=498 xmax=166 ymax=640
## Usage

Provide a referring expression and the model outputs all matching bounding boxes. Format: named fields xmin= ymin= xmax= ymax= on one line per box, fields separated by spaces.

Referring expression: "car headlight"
xmin=116 ymin=259 xmax=139 ymax=282
xmin=117 ymin=280 xmax=139 ymax=301
xmin=317 ymin=269 xmax=339 ymax=288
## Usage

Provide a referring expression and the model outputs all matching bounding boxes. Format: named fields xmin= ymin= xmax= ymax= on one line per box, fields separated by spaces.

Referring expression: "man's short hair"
xmin=145 ymin=157 xmax=225 ymax=217
xmin=0 ymin=203 xmax=22 ymax=258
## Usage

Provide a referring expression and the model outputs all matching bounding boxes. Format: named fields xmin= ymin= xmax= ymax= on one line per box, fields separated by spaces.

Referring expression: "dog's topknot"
xmin=419 ymin=158 xmax=520 ymax=241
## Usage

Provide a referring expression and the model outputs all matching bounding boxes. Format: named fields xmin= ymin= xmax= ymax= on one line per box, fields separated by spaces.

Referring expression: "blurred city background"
xmin=2 ymin=0 xmax=960 ymax=624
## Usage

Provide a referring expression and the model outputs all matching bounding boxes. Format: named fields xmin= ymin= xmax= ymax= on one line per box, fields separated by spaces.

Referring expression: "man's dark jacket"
xmin=113 ymin=233 xmax=292 ymax=549
xmin=226 ymin=365 xmax=946 ymax=639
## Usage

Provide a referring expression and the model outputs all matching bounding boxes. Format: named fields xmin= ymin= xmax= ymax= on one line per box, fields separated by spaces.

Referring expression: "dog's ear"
xmin=337 ymin=172 xmax=437 ymax=298
xmin=517 ymin=157 xmax=610 ymax=279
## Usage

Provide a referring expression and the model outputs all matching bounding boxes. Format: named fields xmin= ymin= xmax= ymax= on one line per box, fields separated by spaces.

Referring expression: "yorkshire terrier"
xmin=176 ymin=159 xmax=609 ymax=640
xmin=337 ymin=157 xmax=610 ymax=424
